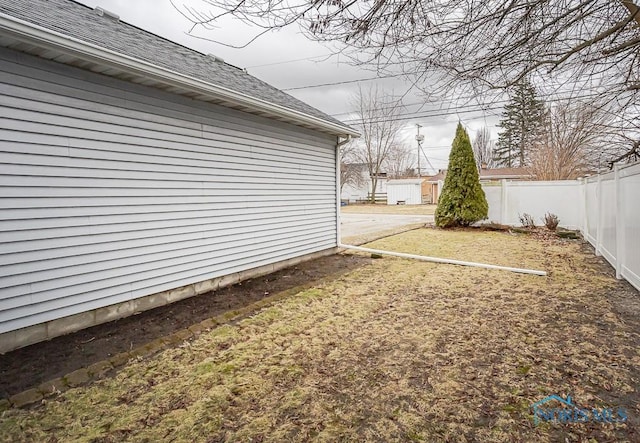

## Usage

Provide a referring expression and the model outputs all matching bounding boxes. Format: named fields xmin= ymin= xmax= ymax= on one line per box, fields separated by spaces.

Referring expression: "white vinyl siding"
xmin=0 ymin=47 xmax=338 ymax=334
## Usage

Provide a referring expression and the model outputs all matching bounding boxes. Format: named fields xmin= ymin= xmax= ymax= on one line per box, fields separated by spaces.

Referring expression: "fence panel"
xmin=481 ymin=180 xmax=582 ymax=229
xmin=480 ymin=166 xmax=639 ymax=292
xmin=483 ymin=183 xmax=502 ymax=223
xmin=599 ymin=175 xmax=617 ymax=264
xmin=620 ymin=163 xmax=640 ymax=289
xmin=584 ymin=179 xmax=598 ymax=243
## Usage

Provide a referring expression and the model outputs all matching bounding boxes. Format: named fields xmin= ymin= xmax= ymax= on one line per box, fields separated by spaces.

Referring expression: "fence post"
xmin=595 ymin=173 xmax=603 ymax=257
xmin=500 ymin=179 xmax=508 ymax=225
xmin=580 ymin=177 xmax=589 ymax=239
xmin=614 ymin=165 xmax=624 ymax=280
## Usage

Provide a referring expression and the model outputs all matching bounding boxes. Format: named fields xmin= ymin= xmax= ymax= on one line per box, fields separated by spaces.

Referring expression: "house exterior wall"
xmin=0 ymin=47 xmax=338 ymax=346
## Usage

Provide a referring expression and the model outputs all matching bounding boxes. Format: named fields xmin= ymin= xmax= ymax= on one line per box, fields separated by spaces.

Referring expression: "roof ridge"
xmin=67 ymin=0 xmax=245 ymax=72
xmin=0 ymin=0 xmax=357 ymax=135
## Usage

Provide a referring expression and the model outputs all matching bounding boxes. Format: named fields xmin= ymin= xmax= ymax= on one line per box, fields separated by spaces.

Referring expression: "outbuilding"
xmin=386 ymin=178 xmax=429 ymax=205
xmin=0 ymin=0 xmax=357 ymax=352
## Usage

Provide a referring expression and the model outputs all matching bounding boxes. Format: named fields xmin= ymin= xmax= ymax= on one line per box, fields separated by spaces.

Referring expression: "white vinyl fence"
xmin=481 ymin=162 xmax=640 ymax=291
xmin=483 ymin=180 xmax=583 ymax=229
xmin=583 ymin=163 xmax=640 ymax=290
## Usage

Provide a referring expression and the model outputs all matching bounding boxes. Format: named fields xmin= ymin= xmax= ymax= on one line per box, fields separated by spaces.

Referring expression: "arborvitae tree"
xmin=494 ymin=79 xmax=545 ymax=167
xmin=435 ymin=123 xmax=488 ymax=228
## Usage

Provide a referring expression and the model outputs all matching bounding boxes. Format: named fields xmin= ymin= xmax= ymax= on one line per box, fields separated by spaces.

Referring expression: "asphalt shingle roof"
xmin=0 ymin=0 xmax=349 ymax=129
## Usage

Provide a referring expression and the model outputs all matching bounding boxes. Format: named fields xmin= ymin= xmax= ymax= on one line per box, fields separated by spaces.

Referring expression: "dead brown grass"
xmin=341 ymin=204 xmax=437 ymax=215
xmin=1 ymin=228 xmax=638 ymax=442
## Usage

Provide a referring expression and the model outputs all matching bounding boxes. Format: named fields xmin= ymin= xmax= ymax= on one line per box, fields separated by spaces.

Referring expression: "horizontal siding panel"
xmin=2 ymin=153 xmax=327 ymax=184
xmin=0 ymin=212 xmax=336 ymax=248
xmin=0 ymin=90 xmax=336 ymax=160
xmin=0 ymin=63 xmax=334 ymax=149
xmin=0 ymin=234 xmax=335 ymax=324
xmin=0 ymin=201 xmax=330 ymax=221
xmin=0 ymin=216 xmax=332 ymax=267
xmin=0 ymin=205 xmax=332 ymax=231
xmin=0 ymin=209 xmax=336 ymax=253
xmin=0 ymin=185 xmax=335 ymax=198
xmin=0 ymin=121 xmax=335 ymax=171
xmin=0 ymin=113 xmax=335 ymax=170
xmin=0 ymin=241 xmax=332 ymax=333
xmin=0 ymin=158 xmax=333 ymax=185
xmin=0 ymin=47 xmax=339 ymax=335
xmin=0 ymin=225 xmax=334 ymax=298
xmin=0 ymin=218 xmax=335 ymax=279
xmin=0 ymin=195 xmax=336 ymax=209
xmin=0 ymin=143 xmax=332 ymax=185
xmin=0 ymin=116 xmax=333 ymax=167
xmin=0 ymin=135 xmax=335 ymax=176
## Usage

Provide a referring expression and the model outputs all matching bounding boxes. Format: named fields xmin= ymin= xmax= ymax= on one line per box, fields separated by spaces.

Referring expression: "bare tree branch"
xmin=351 ymin=85 xmax=404 ymax=201
xmin=384 ymin=144 xmax=416 ymax=178
xmin=529 ymin=101 xmax=623 ymax=179
xmin=472 ymin=127 xmax=496 ymax=170
xmin=178 ymin=0 xmax=640 ymax=163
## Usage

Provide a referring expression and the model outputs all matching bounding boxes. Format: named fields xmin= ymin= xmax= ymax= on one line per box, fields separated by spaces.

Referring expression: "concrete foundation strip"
xmin=339 ymin=244 xmax=547 ymax=276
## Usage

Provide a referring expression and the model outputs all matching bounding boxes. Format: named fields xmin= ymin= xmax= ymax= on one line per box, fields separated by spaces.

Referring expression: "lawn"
xmin=1 ymin=228 xmax=638 ymax=442
xmin=341 ymin=204 xmax=437 ymax=215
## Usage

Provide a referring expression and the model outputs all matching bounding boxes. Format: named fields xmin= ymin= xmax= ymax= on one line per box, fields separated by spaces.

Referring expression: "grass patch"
xmin=341 ymin=204 xmax=436 ymax=215
xmin=1 ymin=228 xmax=638 ymax=442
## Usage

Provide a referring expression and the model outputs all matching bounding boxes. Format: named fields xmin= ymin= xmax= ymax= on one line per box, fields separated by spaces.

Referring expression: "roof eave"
xmin=0 ymin=12 xmax=359 ymax=138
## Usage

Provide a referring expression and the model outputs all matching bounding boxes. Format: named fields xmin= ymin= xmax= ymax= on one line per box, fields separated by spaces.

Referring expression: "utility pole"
xmin=415 ymin=124 xmax=424 ymax=177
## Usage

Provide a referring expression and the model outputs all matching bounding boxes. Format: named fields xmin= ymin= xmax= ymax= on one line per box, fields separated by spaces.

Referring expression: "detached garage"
xmin=386 ymin=179 xmax=428 ymax=205
xmin=0 ymin=0 xmax=357 ymax=352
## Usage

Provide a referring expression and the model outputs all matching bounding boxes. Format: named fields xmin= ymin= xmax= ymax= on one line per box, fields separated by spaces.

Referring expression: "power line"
xmin=245 ymin=54 xmax=334 ymax=69
xmin=330 ymin=100 xmax=432 ymax=117
xmin=281 ymin=73 xmax=407 ymax=91
xmin=338 ymin=90 xmax=627 ymax=126
xmin=343 ymin=104 xmax=503 ymax=125
xmin=331 ymin=85 xmax=626 ymax=119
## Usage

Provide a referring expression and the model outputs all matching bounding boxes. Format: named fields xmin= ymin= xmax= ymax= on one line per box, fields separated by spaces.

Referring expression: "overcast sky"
xmin=77 ymin=0 xmax=504 ymax=173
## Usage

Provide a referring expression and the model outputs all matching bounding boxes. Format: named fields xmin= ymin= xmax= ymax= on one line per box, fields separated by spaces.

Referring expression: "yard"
xmin=341 ymin=204 xmax=437 ymax=216
xmin=1 ymin=228 xmax=639 ymax=442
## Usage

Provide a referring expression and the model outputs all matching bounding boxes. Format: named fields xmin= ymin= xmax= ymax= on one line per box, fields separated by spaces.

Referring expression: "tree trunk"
xmin=370 ymin=176 xmax=378 ymax=203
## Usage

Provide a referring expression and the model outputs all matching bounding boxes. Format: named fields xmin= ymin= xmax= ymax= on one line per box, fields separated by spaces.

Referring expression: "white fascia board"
xmin=0 ymin=13 xmax=359 ymax=138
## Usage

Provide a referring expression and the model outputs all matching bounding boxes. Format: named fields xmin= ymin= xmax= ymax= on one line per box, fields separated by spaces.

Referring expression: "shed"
xmin=0 ymin=0 xmax=358 ymax=352
xmin=386 ymin=179 xmax=427 ymax=205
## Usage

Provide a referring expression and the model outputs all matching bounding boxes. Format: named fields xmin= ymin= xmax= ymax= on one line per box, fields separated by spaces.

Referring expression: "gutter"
xmin=335 ymin=135 xmax=352 ymax=246
xmin=0 ymin=13 xmax=359 ymax=138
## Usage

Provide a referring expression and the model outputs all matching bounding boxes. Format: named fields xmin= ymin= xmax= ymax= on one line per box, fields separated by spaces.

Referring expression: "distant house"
xmin=423 ymin=171 xmax=446 ymax=204
xmin=423 ymin=166 xmax=533 ymax=203
xmin=340 ymin=163 xmax=387 ymax=202
xmin=478 ymin=165 xmax=533 ymax=182
xmin=0 ymin=0 xmax=357 ymax=352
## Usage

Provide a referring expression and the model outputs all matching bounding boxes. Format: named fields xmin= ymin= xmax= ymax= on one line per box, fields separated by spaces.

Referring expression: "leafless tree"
xmin=528 ymin=101 xmax=614 ymax=180
xmin=384 ymin=144 xmax=416 ymax=178
xmin=176 ymin=0 xmax=640 ymax=163
xmin=472 ymin=127 xmax=495 ymax=170
xmin=351 ymin=85 xmax=404 ymax=202
xmin=339 ymin=140 xmax=366 ymax=192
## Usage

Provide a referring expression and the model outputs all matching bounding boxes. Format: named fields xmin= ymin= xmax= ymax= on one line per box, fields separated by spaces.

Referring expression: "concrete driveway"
xmin=340 ymin=213 xmax=434 ymax=238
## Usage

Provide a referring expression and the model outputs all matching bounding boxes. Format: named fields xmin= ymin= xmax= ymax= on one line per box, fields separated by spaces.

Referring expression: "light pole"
xmin=416 ymin=124 xmax=424 ymax=177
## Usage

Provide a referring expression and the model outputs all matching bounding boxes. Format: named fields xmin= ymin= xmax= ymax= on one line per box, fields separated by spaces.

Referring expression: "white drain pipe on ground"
xmin=339 ymin=243 xmax=547 ymax=276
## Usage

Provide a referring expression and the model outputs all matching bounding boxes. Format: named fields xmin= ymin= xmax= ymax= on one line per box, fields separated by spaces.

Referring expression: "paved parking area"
xmin=340 ymin=212 xmax=434 ymax=238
